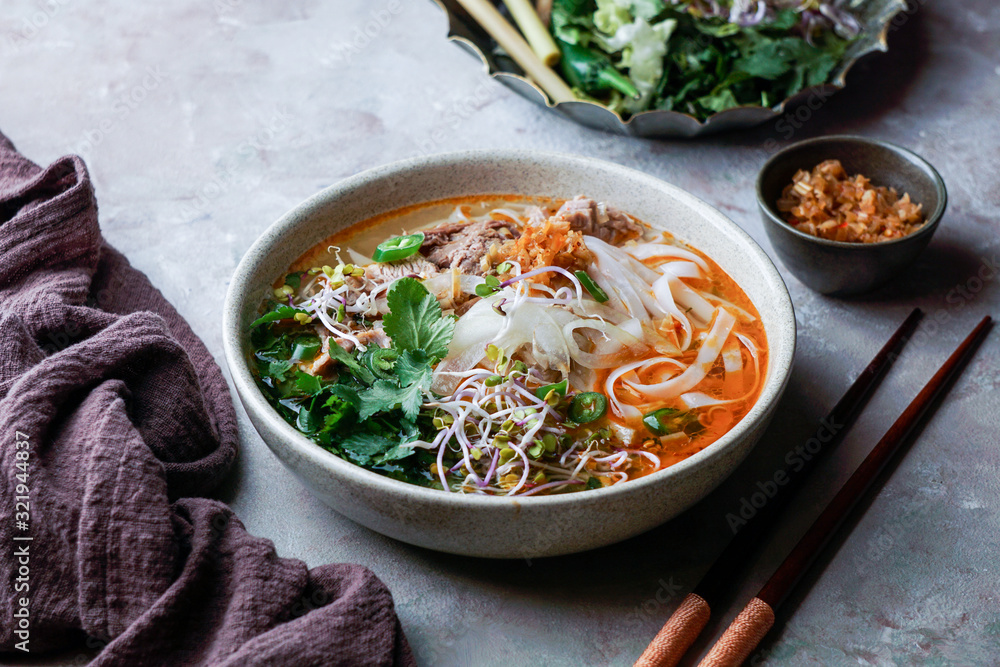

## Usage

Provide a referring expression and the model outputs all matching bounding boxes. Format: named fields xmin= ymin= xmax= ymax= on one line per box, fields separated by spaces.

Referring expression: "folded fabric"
xmin=0 ymin=131 xmax=414 ymax=666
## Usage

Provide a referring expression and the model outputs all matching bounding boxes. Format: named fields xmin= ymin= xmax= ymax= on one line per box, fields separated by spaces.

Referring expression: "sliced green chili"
xmin=290 ymin=335 xmax=321 ymax=362
xmin=569 ymin=392 xmax=608 ymax=424
xmin=372 ymin=232 xmax=424 ymax=262
xmin=534 ymin=378 xmax=569 ymax=401
xmin=642 ymin=407 xmax=698 ymax=436
xmin=575 ymin=270 xmax=609 ymax=303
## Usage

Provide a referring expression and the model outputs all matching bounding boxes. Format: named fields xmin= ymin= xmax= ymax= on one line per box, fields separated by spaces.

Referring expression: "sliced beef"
xmin=362 ymin=257 xmax=439 ymax=283
xmin=554 ymin=196 xmax=642 ymax=246
xmin=420 ymin=219 xmax=520 ymax=274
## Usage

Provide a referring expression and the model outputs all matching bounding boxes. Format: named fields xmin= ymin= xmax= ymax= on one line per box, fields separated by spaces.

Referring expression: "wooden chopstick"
xmin=699 ymin=315 xmax=993 ymax=667
xmin=635 ymin=308 xmax=923 ymax=667
xmin=454 ymin=0 xmax=574 ymax=104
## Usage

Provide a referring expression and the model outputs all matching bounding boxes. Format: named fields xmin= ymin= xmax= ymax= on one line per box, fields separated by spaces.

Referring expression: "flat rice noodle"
xmin=679 ymin=332 xmax=761 ymax=409
xmin=605 ymin=358 xmax=649 ymax=419
xmin=668 ymin=276 xmax=715 ymax=324
xmin=587 ymin=243 xmax=650 ymax=322
xmin=624 ymin=308 xmax=737 ymax=400
xmin=626 ymin=242 xmax=710 ymax=272
xmin=659 ymin=260 xmax=703 ymax=280
xmin=679 ymin=392 xmax=728 ymax=409
xmin=704 ymin=292 xmax=757 ymax=323
xmin=587 ymin=236 xmax=662 ymax=283
xmin=722 ymin=337 xmax=743 ymax=396
xmin=651 ymin=275 xmax=693 ymax=350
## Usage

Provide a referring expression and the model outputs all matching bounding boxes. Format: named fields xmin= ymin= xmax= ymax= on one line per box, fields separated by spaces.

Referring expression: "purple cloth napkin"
xmin=0 ymin=132 xmax=415 ymax=666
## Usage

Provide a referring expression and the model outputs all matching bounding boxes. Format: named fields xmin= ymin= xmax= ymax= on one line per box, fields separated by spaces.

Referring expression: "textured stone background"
xmin=2 ymin=1 xmax=998 ymax=665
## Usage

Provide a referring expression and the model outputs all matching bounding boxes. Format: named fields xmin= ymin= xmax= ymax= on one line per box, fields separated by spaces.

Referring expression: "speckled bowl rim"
xmin=756 ymin=135 xmax=948 ymax=249
xmin=223 ymin=150 xmax=795 ymax=509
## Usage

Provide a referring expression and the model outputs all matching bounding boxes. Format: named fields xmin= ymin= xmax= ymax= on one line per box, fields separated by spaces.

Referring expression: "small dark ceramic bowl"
xmin=757 ymin=135 xmax=947 ymax=296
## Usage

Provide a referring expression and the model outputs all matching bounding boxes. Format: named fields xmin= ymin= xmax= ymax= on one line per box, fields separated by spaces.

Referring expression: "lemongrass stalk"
xmin=455 ymin=0 xmax=575 ymax=104
xmin=501 ymin=0 xmax=560 ymax=66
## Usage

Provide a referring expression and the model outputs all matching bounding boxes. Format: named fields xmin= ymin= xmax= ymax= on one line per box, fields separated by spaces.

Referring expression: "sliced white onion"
xmin=347 ymin=248 xmax=375 ymax=266
xmin=562 ymin=319 xmax=647 ymax=369
xmin=422 ymin=272 xmax=484 ymax=300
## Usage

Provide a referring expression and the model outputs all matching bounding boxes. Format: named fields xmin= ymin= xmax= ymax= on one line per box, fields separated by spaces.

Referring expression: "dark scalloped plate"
xmin=431 ymin=0 xmax=908 ymax=137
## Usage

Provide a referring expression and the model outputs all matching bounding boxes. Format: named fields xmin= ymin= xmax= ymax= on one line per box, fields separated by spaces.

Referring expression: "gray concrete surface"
xmin=2 ymin=1 xmax=998 ymax=665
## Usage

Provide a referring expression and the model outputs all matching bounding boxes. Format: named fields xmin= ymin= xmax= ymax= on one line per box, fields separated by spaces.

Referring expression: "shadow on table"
xmin=394 ymin=347 xmax=838 ymax=620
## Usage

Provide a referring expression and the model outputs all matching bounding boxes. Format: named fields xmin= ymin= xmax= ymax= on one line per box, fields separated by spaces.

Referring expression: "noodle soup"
xmin=248 ymin=195 xmax=767 ymax=496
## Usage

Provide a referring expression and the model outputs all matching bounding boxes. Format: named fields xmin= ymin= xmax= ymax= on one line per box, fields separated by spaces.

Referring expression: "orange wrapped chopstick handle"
xmin=697 ymin=597 xmax=775 ymax=667
xmin=634 ymin=593 xmax=712 ymax=667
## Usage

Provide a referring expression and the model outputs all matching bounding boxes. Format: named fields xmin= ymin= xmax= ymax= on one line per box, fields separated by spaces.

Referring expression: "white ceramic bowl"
xmin=222 ymin=151 xmax=796 ymax=558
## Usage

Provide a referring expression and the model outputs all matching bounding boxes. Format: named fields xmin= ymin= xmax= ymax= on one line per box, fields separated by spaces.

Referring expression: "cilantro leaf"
xmin=294 ymin=370 xmax=323 ymax=395
xmin=356 ymin=350 xmax=434 ymax=421
xmin=250 ymin=305 xmax=309 ymax=329
xmin=339 ymin=433 xmax=397 ymax=466
xmin=375 ymin=442 xmax=417 ymax=466
xmin=396 ymin=349 xmax=433 ymax=386
xmin=382 ymin=278 xmax=455 ymax=361
xmin=358 ymin=379 xmax=423 ymax=421
xmin=327 ymin=342 xmax=375 ymax=385
xmin=325 ymin=384 xmax=361 ymax=411
xmin=262 ymin=359 xmax=294 ymax=382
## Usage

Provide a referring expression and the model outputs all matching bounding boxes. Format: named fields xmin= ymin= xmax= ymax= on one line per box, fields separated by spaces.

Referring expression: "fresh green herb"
xmin=250 ymin=305 xmax=310 ymax=329
xmin=327 ymin=342 xmax=375 ymax=384
xmin=547 ymin=0 xmax=856 ymax=120
xmin=382 ymin=278 xmax=455 ymax=361
xmin=475 ymin=274 xmax=503 ymax=298
xmin=248 ymin=275 xmax=457 ymax=488
xmin=358 ymin=350 xmax=435 ymax=421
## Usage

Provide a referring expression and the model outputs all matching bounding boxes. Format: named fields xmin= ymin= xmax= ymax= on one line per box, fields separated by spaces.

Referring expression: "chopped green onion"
xmin=534 ymin=378 xmax=569 ymax=401
xmin=569 ymin=392 xmax=608 ymax=424
xmin=642 ymin=408 xmax=698 ymax=436
xmin=575 ymin=270 xmax=609 ymax=303
xmin=290 ymin=335 xmax=322 ymax=362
